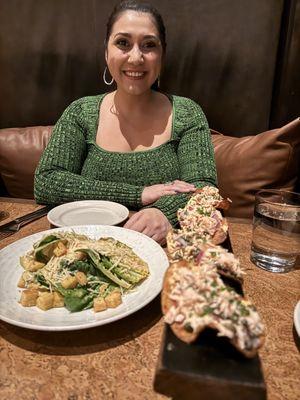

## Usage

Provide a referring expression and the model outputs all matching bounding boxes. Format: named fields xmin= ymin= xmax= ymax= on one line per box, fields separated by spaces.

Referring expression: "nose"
xmin=128 ymin=45 xmax=143 ymax=65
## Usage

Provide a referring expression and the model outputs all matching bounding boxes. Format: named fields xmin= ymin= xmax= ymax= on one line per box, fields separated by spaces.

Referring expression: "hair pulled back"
xmin=105 ymin=0 xmax=166 ymax=53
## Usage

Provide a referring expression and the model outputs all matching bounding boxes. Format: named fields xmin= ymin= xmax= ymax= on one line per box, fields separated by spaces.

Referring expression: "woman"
xmin=34 ymin=0 xmax=217 ymax=244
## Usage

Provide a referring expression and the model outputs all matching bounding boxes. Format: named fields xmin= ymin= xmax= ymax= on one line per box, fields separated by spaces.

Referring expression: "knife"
xmin=0 ymin=205 xmax=52 ymax=232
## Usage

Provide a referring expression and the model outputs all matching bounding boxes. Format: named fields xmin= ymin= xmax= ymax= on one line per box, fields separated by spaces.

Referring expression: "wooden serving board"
xmin=154 ymin=236 xmax=266 ymax=400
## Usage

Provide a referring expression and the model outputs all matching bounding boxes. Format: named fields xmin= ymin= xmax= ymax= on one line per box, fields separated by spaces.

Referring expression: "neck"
xmin=113 ymin=89 xmax=156 ymax=116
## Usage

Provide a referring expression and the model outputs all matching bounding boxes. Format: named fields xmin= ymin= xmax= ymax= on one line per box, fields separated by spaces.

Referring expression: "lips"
xmin=123 ymin=71 xmax=146 ymax=79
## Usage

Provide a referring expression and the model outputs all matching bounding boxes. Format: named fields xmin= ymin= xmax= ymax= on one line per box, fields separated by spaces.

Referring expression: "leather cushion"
xmin=0 ymin=126 xmax=53 ymax=199
xmin=212 ymin=117 xmax=300 ymax=217
xmin=0 ymin=120 xmax=299 ymax=218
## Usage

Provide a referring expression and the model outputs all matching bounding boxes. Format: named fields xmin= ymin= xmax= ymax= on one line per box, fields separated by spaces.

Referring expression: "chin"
xmin=116 ymin=76 xmax=156 ymax=96
xmin=123 ymin=84 xmax=152 ymax=96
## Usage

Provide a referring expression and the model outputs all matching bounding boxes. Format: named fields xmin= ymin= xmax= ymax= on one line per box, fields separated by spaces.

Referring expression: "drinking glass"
xmin=0 ymin=210 xmax=9 ymax=222
xmin=250 ymin=189 xmax=300 ymax=273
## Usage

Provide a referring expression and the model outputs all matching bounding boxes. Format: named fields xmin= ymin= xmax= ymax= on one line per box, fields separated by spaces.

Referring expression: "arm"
xmin=148 ymin=98 xmax=218 ymax=226
xmin=34 ymin=99 xmax=144 ymax=207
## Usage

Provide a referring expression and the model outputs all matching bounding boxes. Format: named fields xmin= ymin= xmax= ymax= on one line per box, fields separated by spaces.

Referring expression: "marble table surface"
xmin=0 ymin=198 xmax=299 ymax=400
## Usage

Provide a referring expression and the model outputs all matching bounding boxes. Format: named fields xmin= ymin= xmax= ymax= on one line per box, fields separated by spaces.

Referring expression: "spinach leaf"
xmin=68 ymin=259 xmax=97 ymax=275
xmin=64 ymin=293 xmax=95 ymax=312
xmin=54 ymin=285 xmax=94 ymax=312
xmin=34 ymin=235 xmax=59 ymax=249
xmin=35 ymin=274 xmax=49 ymax=288
xmin=77 ymin=248 xmax=131 ymax=289
xmin=55 ymin=284 xmax=86 ymax=298
xmin=34 ymin=237 xmax=60 ymax=263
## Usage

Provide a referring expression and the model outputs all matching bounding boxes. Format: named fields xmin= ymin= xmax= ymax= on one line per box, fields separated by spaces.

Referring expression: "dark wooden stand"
xmin=154 ymin=325 xmax=266 ymax=399
xmin=154 ymin=235 xmax=266 ymax=399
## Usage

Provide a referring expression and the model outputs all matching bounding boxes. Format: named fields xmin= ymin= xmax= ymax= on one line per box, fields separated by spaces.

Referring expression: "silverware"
xmin=0 ymin=206 xmax=52 ymax=240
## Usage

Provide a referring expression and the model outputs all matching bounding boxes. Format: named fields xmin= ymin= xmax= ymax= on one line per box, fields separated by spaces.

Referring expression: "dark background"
xmin=0 ymin=0 xmax=299 ymax=136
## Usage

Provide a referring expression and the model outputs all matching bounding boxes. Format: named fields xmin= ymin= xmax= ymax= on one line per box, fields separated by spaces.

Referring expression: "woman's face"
xmin=106 ymin=11 xmax=163 ymax=96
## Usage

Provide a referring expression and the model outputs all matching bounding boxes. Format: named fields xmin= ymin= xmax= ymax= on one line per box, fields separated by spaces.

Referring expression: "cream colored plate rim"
xmin=47 ymin=200 xmax=129 ymax=227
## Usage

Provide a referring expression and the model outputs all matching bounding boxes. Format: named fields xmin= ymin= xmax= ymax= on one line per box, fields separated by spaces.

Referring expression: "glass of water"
xmin=250 ymin=189 xmax=300 ymax=273
xmin=0 ymin=210 xmax=9 ymax=222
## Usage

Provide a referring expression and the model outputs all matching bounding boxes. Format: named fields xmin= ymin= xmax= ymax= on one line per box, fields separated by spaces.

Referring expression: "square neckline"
xmin=92 ymin=92 xmax=176 ymax=155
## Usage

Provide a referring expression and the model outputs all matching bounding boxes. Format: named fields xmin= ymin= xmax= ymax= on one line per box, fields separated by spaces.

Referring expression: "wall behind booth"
xmin=0 ymin=0 xmax=299 ymax=136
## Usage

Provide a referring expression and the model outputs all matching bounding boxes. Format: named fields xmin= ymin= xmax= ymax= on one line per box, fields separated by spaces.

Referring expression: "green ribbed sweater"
xmin=34 ymin=94 xmax=217 ymax=226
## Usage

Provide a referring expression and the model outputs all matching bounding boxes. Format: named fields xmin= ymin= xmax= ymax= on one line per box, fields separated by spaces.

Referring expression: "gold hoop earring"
xmin=103 ymin=67 xmax=114 ymax=85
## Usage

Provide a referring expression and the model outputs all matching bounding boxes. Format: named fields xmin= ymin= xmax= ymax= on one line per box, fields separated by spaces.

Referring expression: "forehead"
xmin=110 ymin=10 xmax=159 ymax=37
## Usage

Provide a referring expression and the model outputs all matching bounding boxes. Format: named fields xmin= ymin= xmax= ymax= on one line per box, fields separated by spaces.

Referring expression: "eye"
xmin=115 ymin=38 xmax=130 ymax=49
xmin=142 ymin=41 xmax=157 ymax=50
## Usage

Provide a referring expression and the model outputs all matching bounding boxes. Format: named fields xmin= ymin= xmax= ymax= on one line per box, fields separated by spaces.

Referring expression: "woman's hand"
xmin=123 ymin=208 xmax=172 ymax=244
xmin=141 ymin=180 xmax=196 ymax=206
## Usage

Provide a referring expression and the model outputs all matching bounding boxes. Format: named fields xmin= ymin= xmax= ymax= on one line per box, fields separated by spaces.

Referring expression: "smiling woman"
xmin=34 ymin=0 xmax=217 ymax=244
xmin=105 ymin=11 xmax=163 ymax=95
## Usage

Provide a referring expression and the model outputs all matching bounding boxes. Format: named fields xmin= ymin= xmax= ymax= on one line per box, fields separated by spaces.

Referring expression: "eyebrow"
xmin=114 ymin=32 xmax=159 ymax=40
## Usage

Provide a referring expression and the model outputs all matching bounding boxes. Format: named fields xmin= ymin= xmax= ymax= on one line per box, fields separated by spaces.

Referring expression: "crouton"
xmin=105 ymin=291 xmax=122 ymax=308
xmin=53 ymin=241 xmax=67 ymax=257
xmin=28 ymin=283 xmax=41 ymax=290
xmin=93 ymin=297 xmax=107 ymax=312
xmin=20 ymin=289 xmax=39 ymax=307
xmin=20 ymin=256 xmax=45 ymax=272
xmin=75 ymin=271 xmax=87 ymax=286
xmin=99 ymin=283 xmax=109 ymax=295
xmin=53 ymin=292 xmax=64 ymax=308
xmin=74 ymin=251 xmax=86 ymax=260
xmin=17 ymin=276 xmax=26 ymax=288
xmin=61 ymin=275 xmax=78 ymax=289
xmin=36 ymin=292 xmax=54 ymax=311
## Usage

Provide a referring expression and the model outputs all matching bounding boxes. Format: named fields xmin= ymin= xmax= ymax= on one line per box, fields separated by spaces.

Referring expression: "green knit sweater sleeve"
xmin=147 ymin=97 xmax=218 ymax=226
xmin=34 ymin=98 xmax=144 ymax=207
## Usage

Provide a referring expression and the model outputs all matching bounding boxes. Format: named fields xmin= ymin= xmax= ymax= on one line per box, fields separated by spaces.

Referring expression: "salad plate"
xmin=0 ymin=225 xmax=168 ymax=331
xmin=294 ymin=300 xmax=300 ymax=336
xmin=47 ymin=200 xmax=129 ymax=227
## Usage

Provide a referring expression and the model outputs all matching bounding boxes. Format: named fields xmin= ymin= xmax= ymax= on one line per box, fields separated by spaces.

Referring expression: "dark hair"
xmin=105 ymin=0 xmax=166 ymax=54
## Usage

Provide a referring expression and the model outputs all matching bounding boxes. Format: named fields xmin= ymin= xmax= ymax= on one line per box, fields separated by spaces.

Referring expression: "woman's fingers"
xmin=124 ymin=209 xmax=171 ymax=244
xmin=151 ymin=233 xmax=163 ymax=244
xmin=167 ymin=180 xmax=195 ymax=191
xmin=164 ymin=183 xmax=195 ymax=193
xmin=141 ymin=181 xmax=196 ymax=206
xmin=124 ymin=213 xmax=146 ymax=230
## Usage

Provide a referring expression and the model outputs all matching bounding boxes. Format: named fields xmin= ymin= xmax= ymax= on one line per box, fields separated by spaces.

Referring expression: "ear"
xmin=105 ymin=49 xmax=108 ymax=62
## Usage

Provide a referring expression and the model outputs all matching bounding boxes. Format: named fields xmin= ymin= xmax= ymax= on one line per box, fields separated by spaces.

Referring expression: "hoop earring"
xmin=103 ymin=67 xmax=114 ymax=85
xmin=157 ymin=75 xmax=161 ymax=88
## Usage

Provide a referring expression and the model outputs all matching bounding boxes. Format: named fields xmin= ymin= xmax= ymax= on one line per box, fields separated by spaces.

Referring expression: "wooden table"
xmin=0 ymin=198 xmax=299 ymax=400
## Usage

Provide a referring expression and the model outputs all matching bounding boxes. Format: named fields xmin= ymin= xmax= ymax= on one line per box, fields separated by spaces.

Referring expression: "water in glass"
xmin=251 ymin=201 xmax=300 ymax=272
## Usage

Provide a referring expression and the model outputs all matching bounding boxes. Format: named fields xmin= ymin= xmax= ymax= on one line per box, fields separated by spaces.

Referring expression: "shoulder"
xmin=171 ymin=95 xmax=205 ymax=115
xmin=62 ymin=94 xmax=106 ymax=116
xmin=170 ymin=95 xmax=209 ymax=131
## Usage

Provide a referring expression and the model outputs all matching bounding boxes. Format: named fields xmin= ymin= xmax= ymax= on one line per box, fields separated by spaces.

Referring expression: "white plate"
xmin=0 ymin=225 xmax=168 ymax=331
xmin=47 ymin=200 xmax=129 ymax=227
xmin=294 ymin=301 xmax=300 ymax=336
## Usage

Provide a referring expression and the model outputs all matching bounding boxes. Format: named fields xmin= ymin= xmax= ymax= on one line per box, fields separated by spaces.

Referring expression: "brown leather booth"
xmin=1 ymin=119 xmax=299 ymax=218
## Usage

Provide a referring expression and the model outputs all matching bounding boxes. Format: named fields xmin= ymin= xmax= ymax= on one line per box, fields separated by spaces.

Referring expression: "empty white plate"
xmin=47 ymin=200 xmax=129 ymax=227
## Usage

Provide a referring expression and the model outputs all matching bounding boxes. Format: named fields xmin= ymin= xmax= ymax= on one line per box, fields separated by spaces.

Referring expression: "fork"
xmin=0 ymin=206 xmax=52 ymax=240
